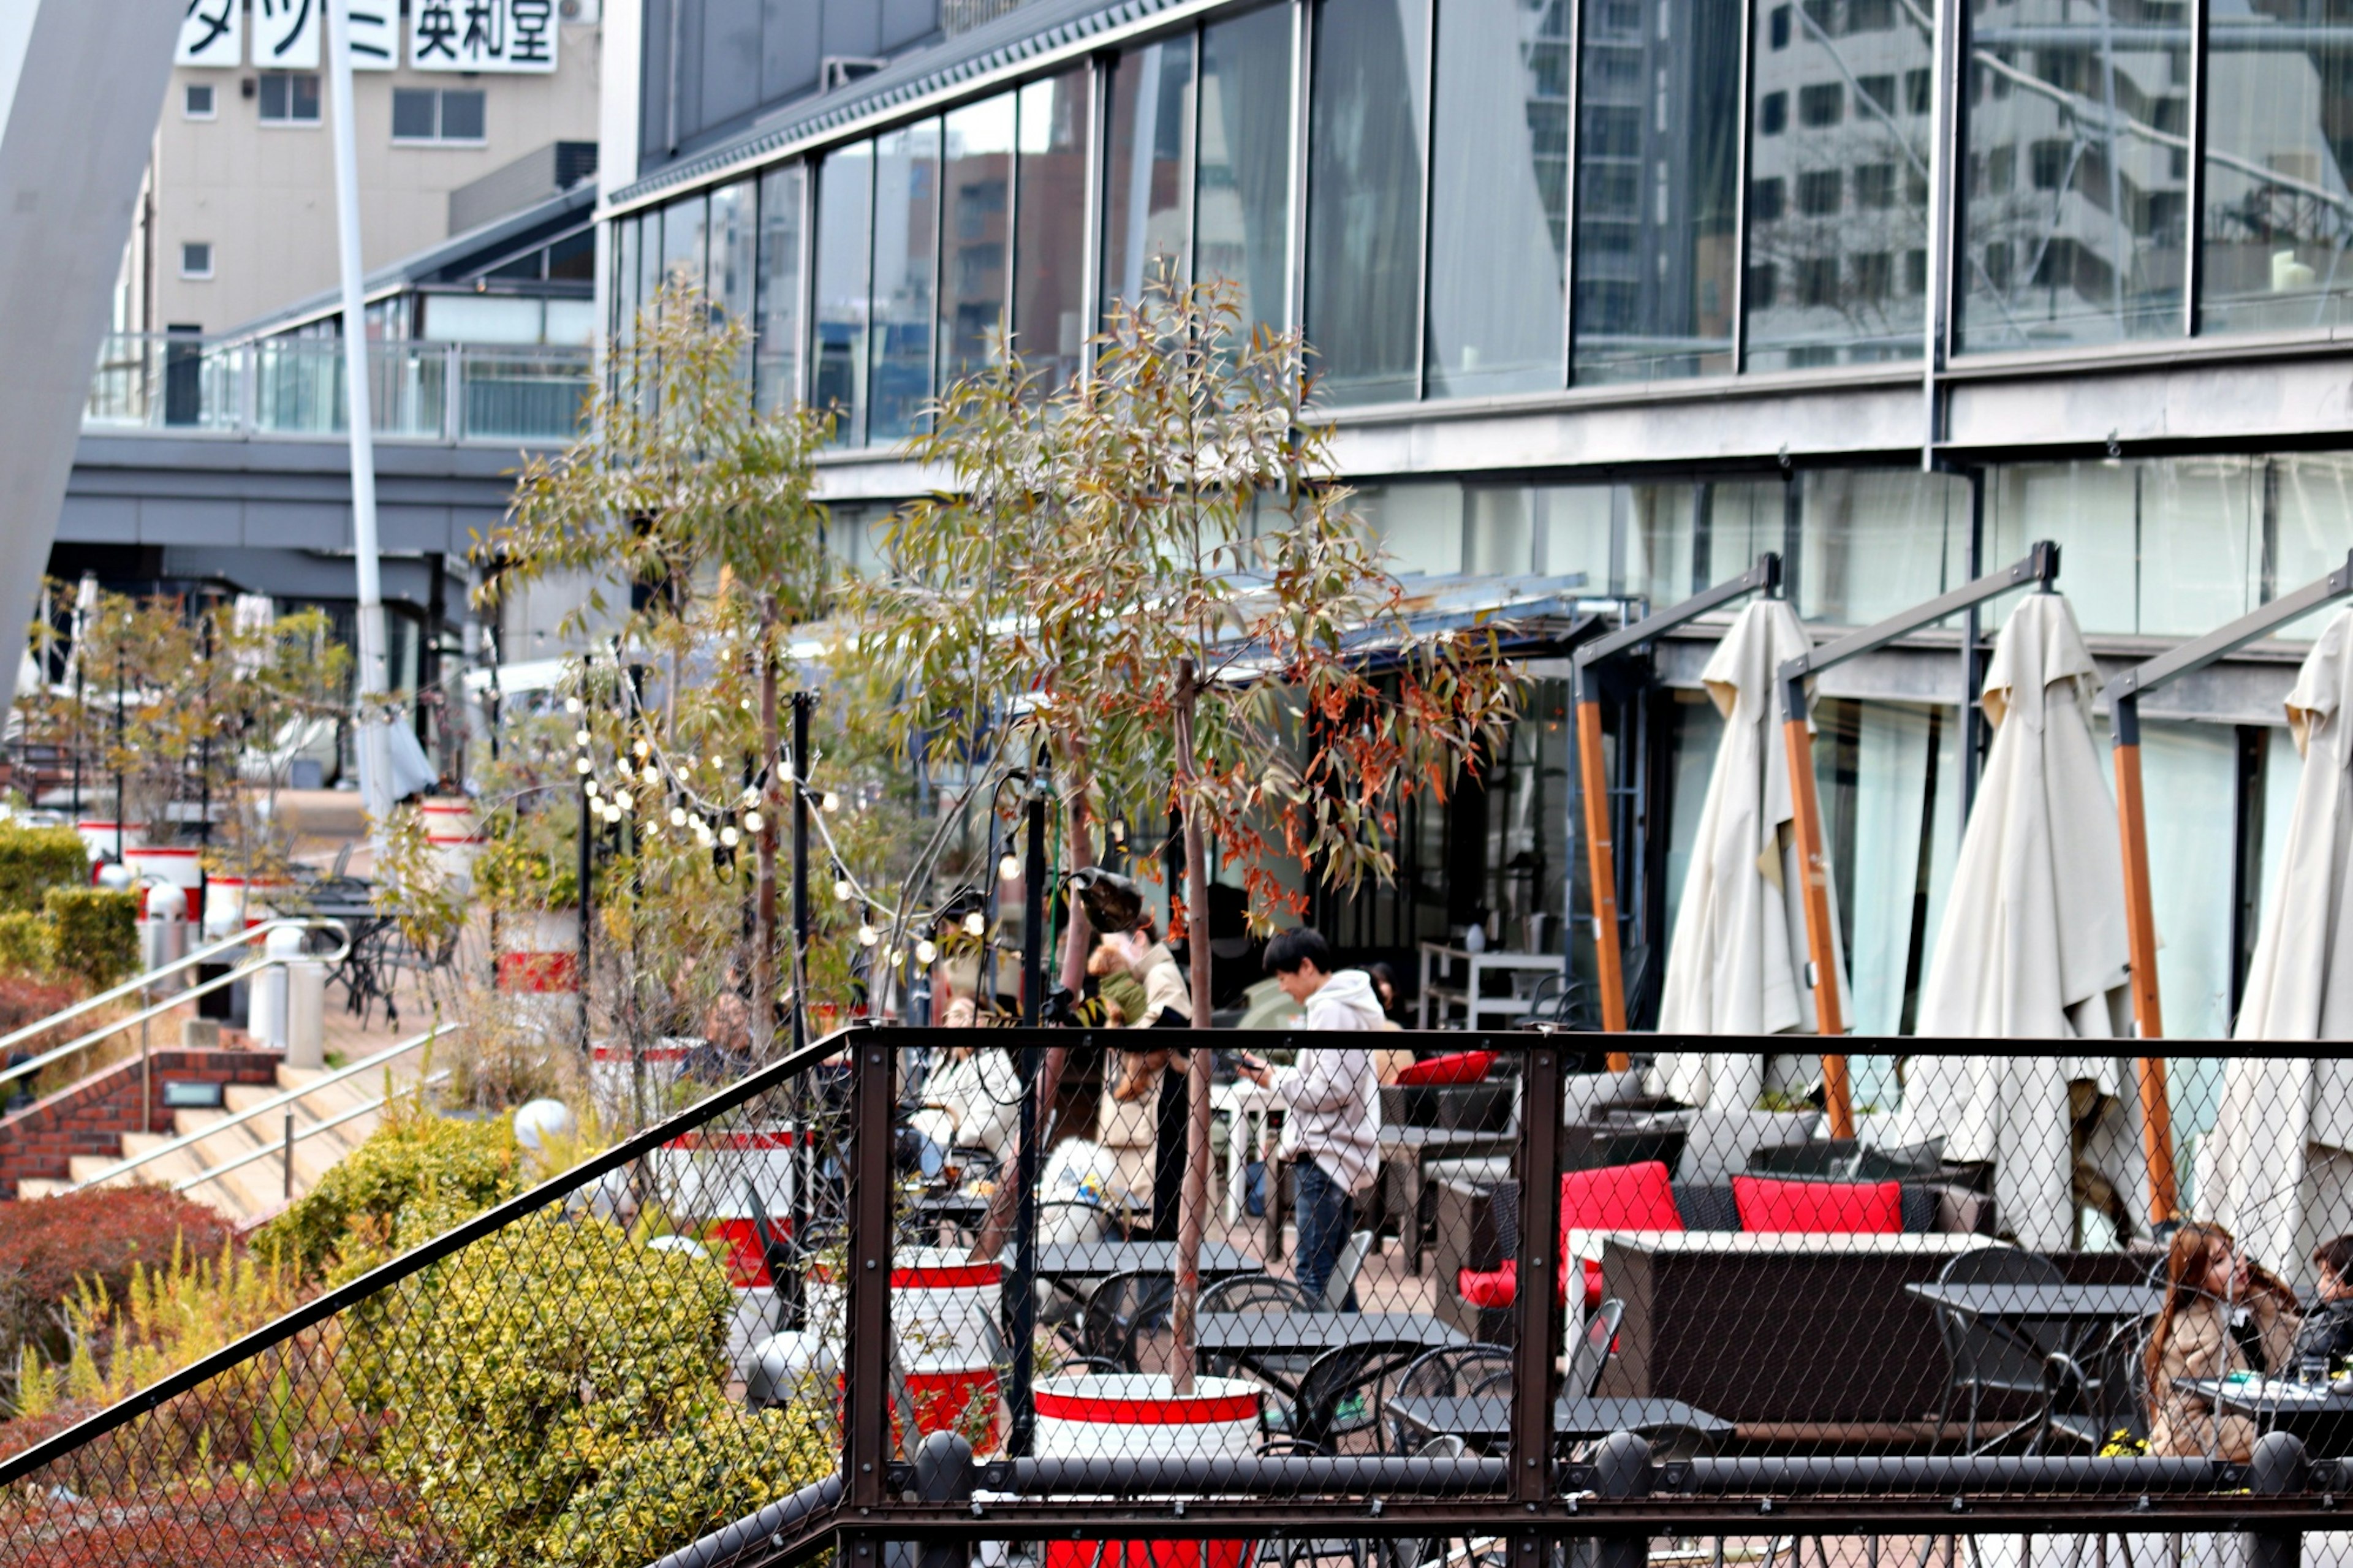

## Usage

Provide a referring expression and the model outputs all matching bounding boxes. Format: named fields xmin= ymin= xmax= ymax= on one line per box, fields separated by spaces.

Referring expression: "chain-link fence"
xmin=10 ymin=1030 xmax=2353 ymax=1568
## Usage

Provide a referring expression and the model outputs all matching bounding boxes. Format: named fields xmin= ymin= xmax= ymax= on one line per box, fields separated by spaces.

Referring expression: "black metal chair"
xmin=1388 ymin=1341 xmax=1512 ymax=1453
xmin=1197 ymin=1270 xmax=1325 ymax=1381
xmin=1270 ymin=1338 xmax=1430 ymax=1455
xmin=1568 ymin=1297 xmax=1624 ymax=1398
xmin=1930 ymin=1246 xmax=2073 ymax=1451
xmin=1077 ymin=1268 xmax=1174 ymax=1373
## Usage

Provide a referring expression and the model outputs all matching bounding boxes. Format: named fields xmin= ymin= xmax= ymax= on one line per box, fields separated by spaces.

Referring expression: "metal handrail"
xmin=58 ymin=1021 xmax=455 ymax=1192
xmin=0 ymin=917 xmax=353 ymax=1094
xmin=171 ymin=1069 xmax=452 ymax=1195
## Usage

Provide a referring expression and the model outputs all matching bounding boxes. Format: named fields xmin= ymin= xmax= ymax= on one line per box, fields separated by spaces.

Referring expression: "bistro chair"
xmin=1568 ymin=1297 xmax=1625 ymax=1398
xmin=1388 ymin=1342 xmax=1512 ymax=1453
xmin=1199 ymin=1270 xmax=1324 ymax=1382
xmin=1077 ymin=1268 xmax=1173 ymax=1373
xmin=1268 ymin=1338 xmax=1429 ymax=1455
xmin=1930 ymin=1246 xmax=2072 ymax=1451
xmin=1320 ymin=1230 xmax=1374 ymax=1310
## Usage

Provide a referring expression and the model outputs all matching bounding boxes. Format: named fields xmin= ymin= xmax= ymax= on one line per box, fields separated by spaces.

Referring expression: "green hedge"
xmin=0 ymin=911 xmax=55 ymax=975
xmin=43 ymin=887 xmax=139 ymax=987
xmin=252 ymin=1104 xmax=522 ymax=1283
xmin=0 ymin=825 xmax=89 ymax=915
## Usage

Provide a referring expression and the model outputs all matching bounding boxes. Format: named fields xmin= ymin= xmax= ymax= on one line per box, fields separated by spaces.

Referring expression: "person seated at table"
xmin=903 ymin=1040 xmax=1021 ymax=1181
xmin=1233 ymin=928 xmax=1382 ymax=1309
xmin=2148 ymin=1221 xmax=2302 ymax=1460
xmin=2292 ymin=1233 xmax=2353 ymax=1370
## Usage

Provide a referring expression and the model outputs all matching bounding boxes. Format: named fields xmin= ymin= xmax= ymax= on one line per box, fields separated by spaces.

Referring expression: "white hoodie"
xmin=1272 ymin=970 xmax=1385 ymax=1192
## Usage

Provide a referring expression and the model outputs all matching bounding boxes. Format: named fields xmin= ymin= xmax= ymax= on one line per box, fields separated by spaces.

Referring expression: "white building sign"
xmin=411 ymin=0 xmax=560 ymax=74
xmin=349 ymin=6 xmax=398 ymax=69
xmin=252 ymin=0 xmax=319 ymax=69
xmin=175 ymin=0 xmax=241 ymax=68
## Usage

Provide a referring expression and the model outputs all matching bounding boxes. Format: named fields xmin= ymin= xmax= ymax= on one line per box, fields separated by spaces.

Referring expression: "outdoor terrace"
xmin=1 ymin=1029 xmax=2343 ymax=1568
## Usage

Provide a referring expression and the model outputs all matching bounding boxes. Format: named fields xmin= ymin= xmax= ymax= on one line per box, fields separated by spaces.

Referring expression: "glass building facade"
xmin=603 ymin=0 xmax=2353 ymax=1061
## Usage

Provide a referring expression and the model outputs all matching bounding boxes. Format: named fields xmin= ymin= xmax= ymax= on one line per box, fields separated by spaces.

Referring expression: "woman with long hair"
xmin=2146 ymin=1221 xmax=2302 ymax=1458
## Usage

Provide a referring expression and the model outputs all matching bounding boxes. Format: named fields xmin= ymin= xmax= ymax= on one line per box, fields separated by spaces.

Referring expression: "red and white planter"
xmin=590 ymin=1037 xmax=695 ymax=1124
xmin=124 ymin=846 xmax=202 ymax=920
xmin=650 ymin=1126 xmax=806 ymax=1286
xmin=892 ymin=1247 xmax=1004 ymax=1444
xmin=495 ymin=909 xmax=581 ymax=993
xmin=75 ymin=820 xmax=145 ymax=870
xmin=202 ymin=874 xmax=291 ymax=937
xmin=1035 ymin=1374 xmax=1262 ymax=1568
xmin=419 ymin=798 xmax=483 ymax=889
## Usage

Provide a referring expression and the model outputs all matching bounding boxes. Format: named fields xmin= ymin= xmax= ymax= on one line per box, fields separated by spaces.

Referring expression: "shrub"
xmin=42 ymin=887 xmax=138 ymax=988
xmin=0 ymin=1187 xmax=238 ymax=1365
xmin=0 ymin=825 xmax=89 ymax=915
xmin=376 ymin=1211 xmax=746 ymax=1567
xmin=0 ymin=911 xmax=53 ymax=976
xmin=252 ymin=1099 xmax=523 ymax=1283
xmin=540 ymin=1407 xmax=834 ymax=1568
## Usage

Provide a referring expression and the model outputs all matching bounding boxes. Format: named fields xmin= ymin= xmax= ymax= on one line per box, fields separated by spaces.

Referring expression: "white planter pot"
xmin=1034 ymin=1374 xmax=1261 ymax=1568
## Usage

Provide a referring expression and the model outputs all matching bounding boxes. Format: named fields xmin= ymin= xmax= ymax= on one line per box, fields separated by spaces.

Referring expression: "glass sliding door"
xmin=811 ymin=141 xmax=875 ymax=445
xmin=1425 ymin=0 xmax=1570 ymax=397
xmin=754 ymin=163 xmax=805 ymax=413
xmin=1102 ymin=36 xmax=1194 ymax=320
xmin=940 ymin=93 xmax=1016 ymax=389
xmin=1198 ymin=5 xmax=1295 ymax=338
xmin=870 ymin=119 xmax=941 ymax=441
xmin=1308 ymin=0 xmax=1431 ymax=405
xmin=1015 ymin=72 xmax=1093 ymax=392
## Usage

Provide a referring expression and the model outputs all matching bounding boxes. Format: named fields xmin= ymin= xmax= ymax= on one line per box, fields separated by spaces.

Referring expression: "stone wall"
xmin=0 ymin=1047 xmax=284 ymax=1197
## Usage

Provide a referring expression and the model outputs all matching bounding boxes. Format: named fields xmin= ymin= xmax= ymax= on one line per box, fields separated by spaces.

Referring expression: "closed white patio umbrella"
xmin=1654 ymin=597 xmax=1846 ymax=1109
xmin=1888 ymin=591 xmax=2147 ymax=1251
xmin=2203 ymin=607 xmax=2353 ymax=1281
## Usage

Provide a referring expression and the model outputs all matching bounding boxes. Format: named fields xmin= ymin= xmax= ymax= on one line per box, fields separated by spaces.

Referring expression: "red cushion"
xmin=1558 ymin=1161 xmax=1683 ymax=1238
xmin=1732 ymin=1175 xmax=1903 ymax=1233
xmin=1396 ymin=1050 xmax=1495 ymax=1086
xmin=1451 ymin=1259 xmax=1605 ymax=1311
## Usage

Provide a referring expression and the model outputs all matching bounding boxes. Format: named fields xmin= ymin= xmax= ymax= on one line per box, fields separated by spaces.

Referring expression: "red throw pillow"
xmin=1452 ymin=1259 xmax=1606 ymax=1310
xmin=1732 ymin=1175 xmax=1903 ymax=1233
xmin=1396 ymin=1050 xmax=1496 ymax=1086
xmin=1559 ymin=1161 xmax=1683 ymax=1237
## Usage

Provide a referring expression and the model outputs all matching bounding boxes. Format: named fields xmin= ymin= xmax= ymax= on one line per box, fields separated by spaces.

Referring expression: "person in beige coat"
xmin=2147 ymin=1221 xmax=2302 ymax=1460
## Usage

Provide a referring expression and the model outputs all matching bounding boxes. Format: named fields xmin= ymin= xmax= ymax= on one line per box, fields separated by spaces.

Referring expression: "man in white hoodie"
xmin=1235 ymin=928 xmax=1384 ymax=1307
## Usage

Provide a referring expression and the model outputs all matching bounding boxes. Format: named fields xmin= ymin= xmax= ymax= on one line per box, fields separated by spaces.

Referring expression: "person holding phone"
xmin=1232 ymin=929 xmax=1382 ymax=1307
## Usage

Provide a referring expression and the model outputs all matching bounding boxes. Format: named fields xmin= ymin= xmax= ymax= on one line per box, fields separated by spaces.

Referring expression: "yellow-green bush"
xmin=539 ymin=1406 xmax=833 ymax=1568
xmin=0 ymin=911 xmax=53 ymax=975
xmin=252 ymin=1100 xmax=522 ymax=1282
xmin=0 ymin=825 xmax=89 ymax=914
xmin=43 ymin=887 xmax=138 ymax=987
xmin=375 ymin=1210 xmax=753 ymax=1567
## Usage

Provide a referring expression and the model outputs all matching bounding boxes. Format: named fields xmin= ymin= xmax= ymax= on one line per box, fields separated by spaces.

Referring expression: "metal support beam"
xmin=1574 ymin=554 xmax=1782 ymax=1048
xmin=844 ymin=1038 xmax=897 ymax=1509
xmin=1510 ymin=1045 xmax=1564 ymax=1502
xmin=2101 ymin=547 xmax=2353 ymax=1228
xmin=1778 ymin=540 xmax=2061 ymax=1136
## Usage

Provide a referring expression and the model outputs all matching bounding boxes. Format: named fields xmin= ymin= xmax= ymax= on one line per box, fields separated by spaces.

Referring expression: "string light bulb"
xmin=998 ymin=854 xmax=1020 ymax=882
xmin=574 ymin=728 xmax=591 ymax=747
xmin=565 ymin=696 xmax=582 ymax=714
xmin=857 ymin=923 xmax=878 ymax=947
xmin=964 ymin=912 xmax=986 ymax=936
xmin=822 ymin=791 xmax=841 ymax=813
xmin=745 ymin=811 xmax=763 ymax=833
xmin=915 ymin=938 xmax=938 ymax=964
xmin=833 ymin=877 xmax=854 ymax=901
xmin=670 ymin=807 xmax=688 ymax=827
xmin=615 ymin=790 xmax=632 ymax=812
xmin=574 ymin=757 xmax=592 ymax=774
xmin=720 ymin=825 xmax=740 ymax=847
xmin=585 ymin=778 xmax=600 ymax=798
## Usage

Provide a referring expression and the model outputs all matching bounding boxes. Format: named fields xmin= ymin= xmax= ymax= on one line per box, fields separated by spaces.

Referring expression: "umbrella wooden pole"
xmin=2111 ymin=699 xmax=2180 ymax=1225
xmin=1575 ymin=693 xmax=1631 ymax=1062
xmin=1781 ymin=708 xmax=1856 ymax=1138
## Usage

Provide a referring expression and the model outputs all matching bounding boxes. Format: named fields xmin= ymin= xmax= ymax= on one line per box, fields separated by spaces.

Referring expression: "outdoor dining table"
xmin=2184 ymin=1376 xmax=2353 ymax=1456
xmin=1193 ymin=1309 xmax=1465 ymax=1393
xmin=1030 ymin=1240 xmax=1259 ymax=1305
xmin=1385 ymin=1393 xmax=1735 ymax=1455
xmin=1903 ymin=1281 xmax=2161 ymax=1331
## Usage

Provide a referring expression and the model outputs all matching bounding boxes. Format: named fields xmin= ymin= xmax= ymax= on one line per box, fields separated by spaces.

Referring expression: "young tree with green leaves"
xmin=849 ymin=274 xmax=1519 ymax=1385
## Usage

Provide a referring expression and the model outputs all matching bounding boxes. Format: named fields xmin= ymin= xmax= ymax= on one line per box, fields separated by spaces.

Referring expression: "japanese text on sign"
xmin=411 ymin=0 xmax=560 ymax=73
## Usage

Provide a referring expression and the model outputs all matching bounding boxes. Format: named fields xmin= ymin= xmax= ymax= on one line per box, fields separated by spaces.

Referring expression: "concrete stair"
xmin=56 ymin=1043 xmax=427 ymax=1221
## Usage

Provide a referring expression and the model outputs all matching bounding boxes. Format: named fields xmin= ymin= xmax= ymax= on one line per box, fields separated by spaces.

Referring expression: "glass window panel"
xmin=1843 ymin=700 xmax=1958 ymax=1045
xmin=1466 ymin=486 xmax=1535 ymax=576
xmin=2141 ymin=720 xmax=2240 ymax=1041
xmin=709 ymin=178 xmax=758 ymax=385
xmin=2201 ymin=17 xmax=2353 ymax=335
xmin=1797 ymin=468 xmax=1968 ymax=626
xmin=941 ymin=94 xmax=1015 ymax=388
xmin=1015 ymin=72 xmax=1092 ymax=392
xmin=1198 ymin=6 xmax=1295 ymax=337
xmin=812 ymin=142 xmax=875 ymax=445
xmin=612 ymin=213 xmax=640 ymax=353
xmin=1353 ymin=480 xmax=1463 ymax=574
xmin=2272 ymin=453 xmax=2353 ymax=613
xmin=659 ymin=192 xmax=708 ymax=301
xmin=1956 ymin=0 xmax=2189 ymax=352
xmin=1539 ymin=484 xmax=1620 ymax=589
xmin=1741 ymin=0 xmax=1930 ymax=369
xmin=1308 ymin=0 xmax=1430 ymax=406
xmin=1985 ymin=461 xmax=2142 ymax=633
xmin=638 ymin=205 xmax=664 ymax=318
xmin=756 ymin=163 xmax=806 ymax=412
xmin=1571 ymin=0 xmax=1741 ymax=384
xmin=1425 ymin=0 xmax=1569 ymax=397
xmin=870 ymin=120 xmax=941 ymax=442
xmin=1104 ymin=37 xmax=1194 ymax=320
xmin=1984 ymin=458 xmax=2262 ymax=636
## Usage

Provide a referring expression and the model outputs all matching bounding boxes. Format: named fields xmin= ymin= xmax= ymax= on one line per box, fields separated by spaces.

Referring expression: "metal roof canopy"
xmin=2100 ymin=547 xmax=2353 ymax=1228
xmin=1569 ymin=553 xmax=1783 ymax=1048
xmin=1774 ymin=539 xmax=2060 ymax=1138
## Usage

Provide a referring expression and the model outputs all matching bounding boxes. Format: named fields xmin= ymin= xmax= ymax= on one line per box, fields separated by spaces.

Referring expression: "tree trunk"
xmin=752 ymin=597 xmax=779 ymax=1060
xmin=1170 ymin=657 xmax=1214 ymax=1395
xmin=1059 ymin=777 xmax=1096 ymax=994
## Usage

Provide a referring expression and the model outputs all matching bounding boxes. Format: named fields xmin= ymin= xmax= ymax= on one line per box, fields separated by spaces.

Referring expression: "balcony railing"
xmin=84 ymin=331 xmax=593 ymax=445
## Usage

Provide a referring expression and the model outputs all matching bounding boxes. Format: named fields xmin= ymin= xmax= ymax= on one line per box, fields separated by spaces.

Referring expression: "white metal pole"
xmin=327 ymin=0 xmax=392 ymax=822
